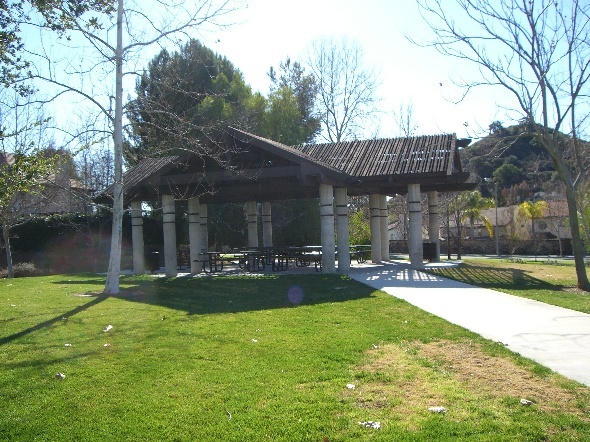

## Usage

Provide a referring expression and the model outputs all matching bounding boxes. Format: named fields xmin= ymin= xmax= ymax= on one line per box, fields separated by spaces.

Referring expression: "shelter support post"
xmin=247 ymin=200 xmax=258 ymax=248
xmin=162 ymin=194 xmax=178 ymax=277
xmin=380 ymin=194 xmax=389 ymax=261
xmin=199 ymin=204 xmax=208 ymax=266
xmin=130 ymin=200 xmax=145 ymax=275
xmin=427 ymin=191 xmax=441 ymax=262
xmin=188 ymin=197 xmax=202 ymax=273
xmin=334 ymin=187 xmax=350 ymax=271
xmin=369 ymin=194 xmax=382 ymax=264
xmin=408 ymin=184 xmax=423 ymax=269
xmin=262 ymin=202 xmax=272 ymax=247
xmin=319 ymin=184 xmax=336 ymax=273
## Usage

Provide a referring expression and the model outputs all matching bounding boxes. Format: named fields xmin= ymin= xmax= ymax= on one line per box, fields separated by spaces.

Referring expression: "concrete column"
xmin=369 ymin=194 xmax=382 ymax=264
xmin=199 ymin=204 xmax=208 ymax=266
xmin=428 ymin=191 xmax=441 ymax=262
xmin=408 ymin=184 xmax=423 ymax=269
xmin=162 ymin=194 xmax=178 ymax=277
xmin=246 ymin=200 xmax=258 ymax=248
xmin=262 ymin=202 xmax=272 ymax=248
xmin=380 ymin=194 xmax=389 ymax=261
xmin=130 ymin=200 xmax=145 ymax=275
xmin=334 ymin=187 xmax=350 ymax=271
xmin=319 ymin=183 xmax=336 ymax=273
xmin=188 ymin=197 xmax=202 ymax=273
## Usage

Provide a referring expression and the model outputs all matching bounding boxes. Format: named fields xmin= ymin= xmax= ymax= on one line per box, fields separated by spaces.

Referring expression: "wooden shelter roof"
xmin=99 ymin=127 xmax=475 ymax=204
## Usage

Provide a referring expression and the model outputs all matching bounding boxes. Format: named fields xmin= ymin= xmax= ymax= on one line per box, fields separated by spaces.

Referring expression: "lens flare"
xmin=287 ymin=285 xmax=304 ymax=305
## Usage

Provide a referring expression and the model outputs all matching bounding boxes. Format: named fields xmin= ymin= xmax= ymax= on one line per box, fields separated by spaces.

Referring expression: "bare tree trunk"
xmin=564 ymin=185 xmax=590 ymax=290
xmin=3 ymin=223 xmax=14 ymax=278
xmin=456 ymin=210 xmax=462 ymax=260
xmin=104 ymin=0 xmax=124 ymax=295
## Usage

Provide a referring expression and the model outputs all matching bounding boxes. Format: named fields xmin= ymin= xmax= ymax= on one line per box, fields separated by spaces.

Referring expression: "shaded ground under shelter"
xmin=105 ymin=127 xmax=475 ymax=276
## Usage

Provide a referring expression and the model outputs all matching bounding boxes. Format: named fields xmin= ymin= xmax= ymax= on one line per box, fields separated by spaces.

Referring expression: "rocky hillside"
xmin=460 ymin=123 xmax=588 ymax=201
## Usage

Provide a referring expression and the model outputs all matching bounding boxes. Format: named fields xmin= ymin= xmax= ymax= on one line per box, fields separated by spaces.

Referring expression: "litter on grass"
xmin=358 ymin=421 xmax=380 ymax=429
xmin=55 ymin=372 xmax=66 ymax=380
xmin=346 ymin=384 xmax=356 ymax=390
xmin=429 ymin=406 xmax=447 ymax=413
xmin=103 ymin=325 xmax=113 ymax=332
xmin=520 ymin=398 xmax=534 ymax=406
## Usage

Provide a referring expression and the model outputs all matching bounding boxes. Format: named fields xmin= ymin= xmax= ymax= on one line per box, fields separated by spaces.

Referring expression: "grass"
xmin=1 ymin=272 xmax=589 ymax=441
xmin=426 ymin=258 xmax=590 ymax=314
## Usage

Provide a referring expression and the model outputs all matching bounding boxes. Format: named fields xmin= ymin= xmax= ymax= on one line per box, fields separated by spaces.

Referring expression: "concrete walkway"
xmin=347 ymin=261 xmax=590 ymax=388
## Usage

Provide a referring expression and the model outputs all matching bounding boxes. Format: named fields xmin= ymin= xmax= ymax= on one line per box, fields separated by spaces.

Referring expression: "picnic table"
xmin=268 ymin=246 xmax=322 ymax=272
xmin=349 ymin=245 xmax=370 ymax=264
xmin=196 ymin=245 xmax=370 ymax=274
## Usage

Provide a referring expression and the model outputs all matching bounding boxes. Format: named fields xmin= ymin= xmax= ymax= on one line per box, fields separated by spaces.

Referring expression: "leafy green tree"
xmin=260 ymin=58 xmax=321 ymax=246
xmin=349 ymin=209 xmax=371 ymax=245
xmin=267 ymin=57 xmax=320 ymax=144
xmin=458 ymin=191 xmax=494 ymax=238
xmin=126 ymin=39 xmax=262 ymax=164
xmin=493 ymin=163 xmax=525 ymax=189
xmin=261 ymin=86 xmax=306 ymax=145
xmin=11 ymin=0 xmax=242 ymax=294
xmin=0 ymin=150 xmax=57 ymax=277
xmin=518 ymin=200 xmax=548 ymax=236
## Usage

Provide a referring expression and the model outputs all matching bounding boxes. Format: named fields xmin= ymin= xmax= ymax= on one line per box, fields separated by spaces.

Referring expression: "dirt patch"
xmin=348 ymin=340 xmax=590 ymax=427
xmin=417 ymin=340 xmax=583 ymax=414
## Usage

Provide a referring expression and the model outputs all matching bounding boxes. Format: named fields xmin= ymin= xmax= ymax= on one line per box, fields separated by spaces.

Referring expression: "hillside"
xmin=461 ymin=123 xmax=589 ymax=201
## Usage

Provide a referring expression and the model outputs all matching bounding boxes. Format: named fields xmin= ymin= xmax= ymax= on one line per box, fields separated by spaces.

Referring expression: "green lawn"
xmin=427 ymin=258 xmax=590 ymax=314
xmin=1 ymin=272 xmax=589 ymax=441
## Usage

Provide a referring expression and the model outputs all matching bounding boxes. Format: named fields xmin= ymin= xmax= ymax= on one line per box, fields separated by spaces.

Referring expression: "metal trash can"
xmin=145 ymin=251 xmax=160 ymax=272
xmin=422 ymin=242 xmax=437 ymax=262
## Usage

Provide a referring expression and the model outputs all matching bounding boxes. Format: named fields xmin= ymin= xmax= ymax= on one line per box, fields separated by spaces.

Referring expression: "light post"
xmin=485 ymin=178 xmax=500 ymax=256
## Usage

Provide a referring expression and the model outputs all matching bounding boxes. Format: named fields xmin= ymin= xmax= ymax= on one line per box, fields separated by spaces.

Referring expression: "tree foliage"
xmin=126 ymin=39 xmax=261 ymax=164
xmin=518 ymin=200 xmax=548 ymax=235
xmin=348 ymin=209 xmax=371 ymax=245
xmin=458 ymin=191 xmax=494 ymax=237
xmin=265 ymin=58 xmax=320 ymax=144
xmin=262 ymin=58 xmax=321 ymax=245
xmin=0 ymin=150 xmax=58 ymax=277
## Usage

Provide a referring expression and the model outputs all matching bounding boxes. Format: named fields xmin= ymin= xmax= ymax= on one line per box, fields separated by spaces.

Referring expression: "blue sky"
xmin=17 ymin=0 xmax=520 ymax=145
xmin=195 ymin=0 xmax=518 ymax=139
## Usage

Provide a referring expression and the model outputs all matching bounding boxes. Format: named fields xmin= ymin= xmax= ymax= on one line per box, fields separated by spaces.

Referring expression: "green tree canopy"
xmin=266 ymin=57 xmax=320 ymax=144
xmin=126 ymin=39 xmax=263 ymax=164
xmin=458 ymin=191 xmax=494 ymax=238
xmin=0 ymin=149 xmax=58 ymax=277
xmin=518 ymin=200 xmax=548 ymax=235
xmin=493 ymin=163 xmax=525 ymax=189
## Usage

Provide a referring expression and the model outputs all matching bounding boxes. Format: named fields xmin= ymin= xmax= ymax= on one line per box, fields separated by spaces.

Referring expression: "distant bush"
xmin=0 ymin=262 xmax=45 ymax=278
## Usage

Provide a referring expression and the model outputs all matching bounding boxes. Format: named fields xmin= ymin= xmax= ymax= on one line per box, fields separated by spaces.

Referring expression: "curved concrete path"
xmin=347 ymin=261 xmax=590 ymax=387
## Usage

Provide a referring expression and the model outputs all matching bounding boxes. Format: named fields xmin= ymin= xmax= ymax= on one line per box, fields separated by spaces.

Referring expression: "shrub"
xmin=0 ymin=262 xmax=44 ymax=278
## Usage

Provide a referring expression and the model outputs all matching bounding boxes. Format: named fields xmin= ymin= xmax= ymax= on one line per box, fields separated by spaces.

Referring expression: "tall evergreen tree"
xmin=263 ymin=58 xmax=322 ymax=245
xmin=126 ymin=39 xmax=263 ymax=164
xmin=266 ymin=58 xmax=320 ymax=144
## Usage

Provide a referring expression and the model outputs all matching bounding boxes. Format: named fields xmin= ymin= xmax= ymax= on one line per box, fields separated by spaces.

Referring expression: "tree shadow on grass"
xmin=1 ymin=274 xmax=374 ymax=348
xmin=112 ymin=274 xmax=376 ymax=315
xmin=426 ymin=265 xmax=563 ymax=292
xmin=0 ymin=295 xmax=108 ymax=346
